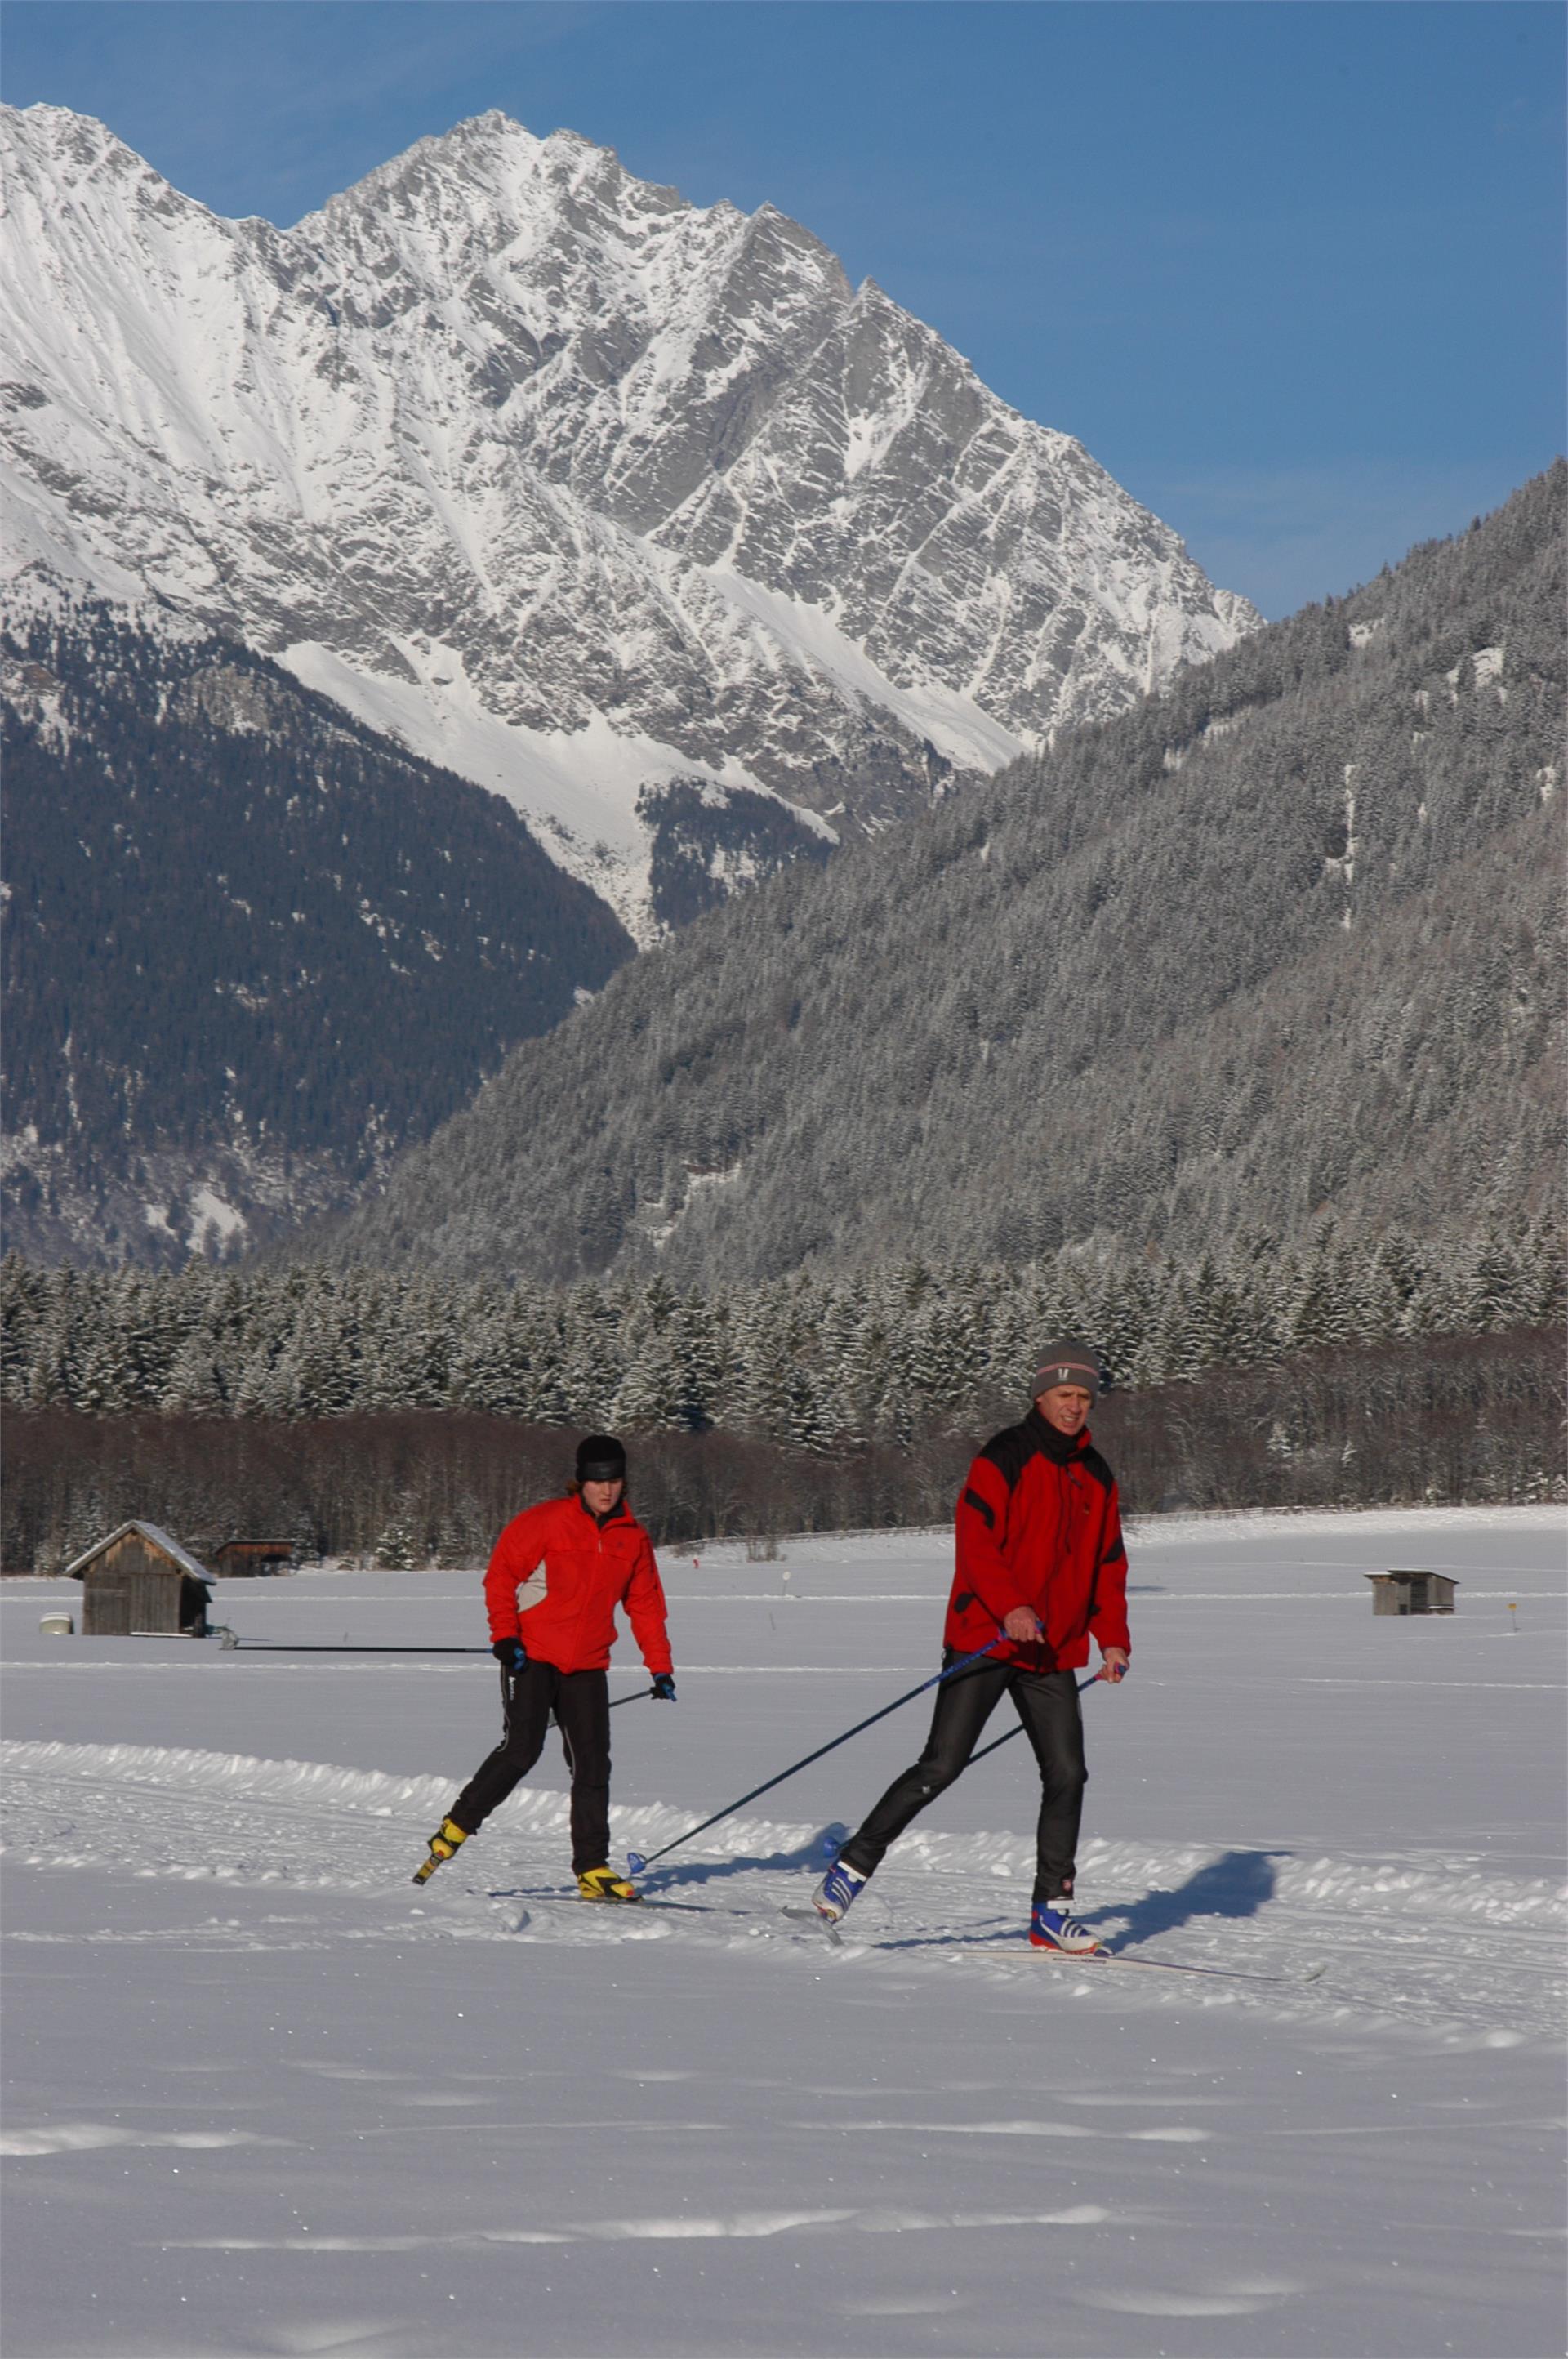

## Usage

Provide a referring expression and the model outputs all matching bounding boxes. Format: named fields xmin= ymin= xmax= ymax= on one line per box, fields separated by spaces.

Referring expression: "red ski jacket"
xmin=483 ymin=1495 xmax=673 ymax=1677
xmin=945 ymin=1410 xmax=1129 ymax=1673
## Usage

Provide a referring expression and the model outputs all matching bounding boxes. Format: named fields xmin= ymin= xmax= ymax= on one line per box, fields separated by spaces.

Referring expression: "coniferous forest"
xmin=1 ymin=604 xmax=634 ymax=1263
xmin=2 ymin=1222 xmax=1560 ymax=1568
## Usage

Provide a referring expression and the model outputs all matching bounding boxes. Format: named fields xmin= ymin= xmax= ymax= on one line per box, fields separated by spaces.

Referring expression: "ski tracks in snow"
xmin=2 ymin=1738 xmax=1562 ymax=2040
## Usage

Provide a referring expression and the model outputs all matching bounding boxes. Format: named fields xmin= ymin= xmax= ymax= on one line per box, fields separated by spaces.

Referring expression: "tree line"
xmin=3 ymin=1328 xmax=1558 ymax=1576
xmin=3 ymin=1216 xmax=1559 ymax=1447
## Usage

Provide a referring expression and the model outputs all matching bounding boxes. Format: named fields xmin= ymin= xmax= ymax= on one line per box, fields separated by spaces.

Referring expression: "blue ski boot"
xmin=812 ymin=1858 xmax=869 ymax=1924
xmin=1029 ymin=1897 xmax=1103 ymax=1954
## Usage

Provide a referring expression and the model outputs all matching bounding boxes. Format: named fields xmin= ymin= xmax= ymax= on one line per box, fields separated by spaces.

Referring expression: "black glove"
xmin=650 ymin=1672 xmax=677 ymax=1701
xmin=492 ymin=1639 xmax=527 ymax=1676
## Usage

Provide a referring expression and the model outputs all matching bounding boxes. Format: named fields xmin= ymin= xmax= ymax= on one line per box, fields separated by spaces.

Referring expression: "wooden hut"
xmin=68 ymin=1522 xmax=213 ymax=1637
xmin=1365 ymin=1570 xmax=1458 ymax=1617
xmin=211 ymin=1539 xmax=295 ymax=1576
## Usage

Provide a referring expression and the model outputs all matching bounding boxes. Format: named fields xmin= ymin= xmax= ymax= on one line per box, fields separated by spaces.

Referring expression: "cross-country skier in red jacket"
xmin=414 ymin=1435 xmax=675 ymax=1902
xmin=812 ymin=1342 xmax=1129 ymax=1952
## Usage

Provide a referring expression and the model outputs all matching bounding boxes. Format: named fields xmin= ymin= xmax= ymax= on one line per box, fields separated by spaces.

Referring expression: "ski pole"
xmin=230 ymin=1643 xmax=494 ymax=1653
xmin=967 ymin=1670 xmax=1102 ymax=1766
xmin=626 ymin=1639 xmax=1004 ymax=1878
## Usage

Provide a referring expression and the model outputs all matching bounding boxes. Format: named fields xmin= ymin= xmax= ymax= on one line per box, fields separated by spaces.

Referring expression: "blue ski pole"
xmin=626 ymin=1639 xmax=1004 ymax=1879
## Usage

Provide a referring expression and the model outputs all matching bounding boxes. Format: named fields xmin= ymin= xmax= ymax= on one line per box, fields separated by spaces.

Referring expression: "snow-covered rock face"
xmin=2 ymin=104 xmax=1258 ymax=935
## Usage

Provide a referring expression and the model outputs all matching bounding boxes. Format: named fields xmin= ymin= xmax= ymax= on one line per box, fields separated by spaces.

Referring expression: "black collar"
xmin=1025 ymin=1406 xmax=1092 ymax=1465
xmin=578 ymin=1494 xmax=630 ymax=1530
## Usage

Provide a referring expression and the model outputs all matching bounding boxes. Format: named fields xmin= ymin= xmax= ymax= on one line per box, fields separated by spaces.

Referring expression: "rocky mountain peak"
xmin=2 ymin=102 xmax=1258 ymax=937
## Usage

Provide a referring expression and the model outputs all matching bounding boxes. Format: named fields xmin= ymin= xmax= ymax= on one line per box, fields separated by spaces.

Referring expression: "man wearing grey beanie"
xmin=811 ymin=1340 xmax=1129 ymax=1954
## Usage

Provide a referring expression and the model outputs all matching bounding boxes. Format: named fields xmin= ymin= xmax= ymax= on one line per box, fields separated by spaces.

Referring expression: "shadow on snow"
xmin=820 ymin=1848 xmax=1289 ymax=1955
xmin=483 ymin=1839 xmax=1288 ymax=1953
xmin=639 ymin=1822 xmax=850 ymax=1895
xmin=1085 ymin=1848 xmax=1289 ymax=1951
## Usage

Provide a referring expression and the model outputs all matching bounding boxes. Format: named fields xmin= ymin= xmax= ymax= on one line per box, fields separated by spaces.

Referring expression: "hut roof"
xmin=67 ymin=1521 xmax=212 ymax=1582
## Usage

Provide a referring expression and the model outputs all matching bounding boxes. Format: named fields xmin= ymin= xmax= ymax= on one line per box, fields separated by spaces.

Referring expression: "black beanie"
xmin=575 ymin=1433 xmax=627 ymax=1484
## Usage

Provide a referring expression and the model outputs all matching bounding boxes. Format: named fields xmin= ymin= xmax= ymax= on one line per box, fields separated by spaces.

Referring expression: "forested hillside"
xmin=327 ymin=466 xmax=1566 ymax=1284
xmin=1 ymin=596 xmax=633 ymax=1264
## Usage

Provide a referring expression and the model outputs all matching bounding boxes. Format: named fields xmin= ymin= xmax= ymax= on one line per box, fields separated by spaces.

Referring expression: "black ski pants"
xmin=448 ymin=1660 xmax=612 ymax=1875
xmin=839 ymin=1653 xmax=1088 ymax=1903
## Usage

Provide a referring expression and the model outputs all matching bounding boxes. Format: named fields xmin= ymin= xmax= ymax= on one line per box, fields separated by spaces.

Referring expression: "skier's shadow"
xmin=1082 ymin=1848 xmax=1287 ymax=1951
xmin=873 ymin=1921 xmax=1021 ymax=1953
xmin=871 ymin=1850 xmax=1286 ymax=1955
xmin=641 ymin=1823 xmax=850 ymax=1897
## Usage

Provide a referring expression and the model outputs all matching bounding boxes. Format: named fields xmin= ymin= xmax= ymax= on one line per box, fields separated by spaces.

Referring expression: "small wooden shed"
xmin=1365 ymin=1570 xmax=1458 ymax=1617
xmin=211 ymin=1539 xmax=294 ymax=1576
xmin=68 ymin=1522 xmax=213 ymax=1636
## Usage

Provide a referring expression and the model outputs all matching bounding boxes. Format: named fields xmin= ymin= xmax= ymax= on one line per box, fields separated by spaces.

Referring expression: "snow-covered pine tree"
xmin=557 ymin=1282 xmax=626 ymax=1429
xmin=610 ymin=1322 xmax=688 ymax=1431
xmin=159 ymin=1332 xmax=229 ymax=1417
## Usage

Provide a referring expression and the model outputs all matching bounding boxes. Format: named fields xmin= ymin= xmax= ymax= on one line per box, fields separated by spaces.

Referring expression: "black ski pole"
xmin=966 ymin=1670 xmax=1103 ymax=1766
xmin=626 ymin=1639 xmax=1003 ymax=1879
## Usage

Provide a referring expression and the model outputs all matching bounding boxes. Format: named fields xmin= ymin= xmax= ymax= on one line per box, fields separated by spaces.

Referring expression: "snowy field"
xmin=2 ymin=1505 xmax=1564 ymax=2359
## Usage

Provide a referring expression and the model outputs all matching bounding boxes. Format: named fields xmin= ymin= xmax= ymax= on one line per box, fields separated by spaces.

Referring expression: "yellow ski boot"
xmin=412 ymin=1817 xmax=470 ymax=1885
xmin=577 ymin=1866 xmax=642 ymax=1904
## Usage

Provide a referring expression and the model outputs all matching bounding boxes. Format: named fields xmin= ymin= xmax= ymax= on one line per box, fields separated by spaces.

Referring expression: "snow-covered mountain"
xmin=2 ymin=104 xmax=1257 ymax=937
xmin=322 ymin=470 xmax=1566 ymax=1286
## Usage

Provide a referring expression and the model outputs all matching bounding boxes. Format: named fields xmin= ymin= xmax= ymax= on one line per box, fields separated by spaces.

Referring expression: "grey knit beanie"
xmin=1031 ymin=1341 xmax=1101 ymax=1402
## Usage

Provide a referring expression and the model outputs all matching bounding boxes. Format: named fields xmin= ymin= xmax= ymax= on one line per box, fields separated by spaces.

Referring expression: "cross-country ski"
xmin=779 ymin=1903 xmax=1325 ymax=1984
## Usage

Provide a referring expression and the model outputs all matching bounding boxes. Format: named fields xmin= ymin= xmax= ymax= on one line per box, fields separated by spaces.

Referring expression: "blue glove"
xmin=650 ymin=1673 xmax=677 ymax=1702
xmin=492 ymin=1639 xmax=527 ymax=1676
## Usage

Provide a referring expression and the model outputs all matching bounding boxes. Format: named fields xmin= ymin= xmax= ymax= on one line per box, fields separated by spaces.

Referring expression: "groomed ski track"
xmin=5 ymin=1738 xmax=1561 ymax=2039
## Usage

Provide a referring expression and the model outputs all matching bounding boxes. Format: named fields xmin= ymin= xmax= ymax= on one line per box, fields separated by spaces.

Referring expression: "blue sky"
xmin=4 ymin=1 xmax=1562 ymax=617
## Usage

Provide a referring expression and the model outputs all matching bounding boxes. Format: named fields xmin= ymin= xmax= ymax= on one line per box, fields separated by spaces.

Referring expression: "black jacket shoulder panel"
xmin=978 ymin=1417 xmax=1039 ymax=1492
xmin=1080 ymin=1445 xmax=1116 ymax=1495
xmin=981 ymin=1415 xmax=1112 ymax=1493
